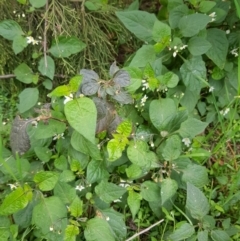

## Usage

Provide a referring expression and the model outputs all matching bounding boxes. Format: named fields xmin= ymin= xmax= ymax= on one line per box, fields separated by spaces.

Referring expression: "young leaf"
xmin=84 ymin=217 xmax=115 ymax=241
xmin=34 ymin=171 xmax=59 ymax=191
xmin=70 ymin=196 xmax=83 ymax=218
xmin=141 ymin=181 xmax=161 ymax=202
xmin=32 ymin=196 xmax=67 ymax=234
xmin=65 ymin=97 xmax=97 ymax=143
xmin=14 ymin=63 xmax=36 ymax=84
xmin=0 ymin=184 xmax=32 ymax=215
xmin=12 ymin=35 xmax=28 ymax=54
xmin=69 ymin=75 xmax=82 ymax=92
xmin=38 ymin=56 xmax=55 ymax=80
xmin=178 ymin=13 xmax=211 ymax=37
xmin=48 ymin=36 xmax=86 ymax=58
xmin=188 ymin=37 xmax=212 ymax=56
xmin=115 ymin=10 xmax=157 ymax=42
xmin=162 ymin=135 xmax=182 ymax=161
xmin=48 ymin=85 xmax=71 ymax=97
xmin=127 ymin=190 xmax=142 ymax=219
xmin=186 ymin=183 xmax=210 ymax=220
xmin=168 ymin=223 xmax=195 ymax=241
xmin=95 ymin=180 xmax=127 ymax=203
xmin=64 ymin=225 xmax=79 ymax=241
xmin=0 ymin=20 xmax=23 ymax=40
xmin=17 ymin=88 xmax=39 ymax=113
xmin=210 ymin=230 xmax=231 ymax=241
xmin=206 ymin=29 xmax=229 ymax=69
xmin=107 ymin=139 xmax=123 ymax=161
xmin=161 ymin=178 xmax=178 ymax=204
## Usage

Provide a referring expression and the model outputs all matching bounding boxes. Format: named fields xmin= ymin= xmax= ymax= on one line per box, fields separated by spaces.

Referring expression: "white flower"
xmin=13 ymin=10 xmax=16 ymax=14
xmin=22 ymin=13 xmax=25 ymax=17
xmin=173 ymin=51 xmax=178 ymax=57
xmin=209 ymin=12 xmax=216 ymax=18
xmin=53 ymin=133 xmax=64 ymax=140
xmin=49 ymin=226 xmax=54 ymax=231
xmin=32 ymin=39 xmax=39 ymax=45
xmin=182 ymin=138 xmax=191 ymax=147
xmin=113 ymin=199 xmax=122 ymax=203
xmin=140 ymin=94 xmax=148 ymax=106
xmin=220 ymin=108 xmax=230 ymax=116
xmin=226 ymin=30 xmax=230 ymax=34
xmin=209 ymin=86 xmax=215 ymax=92
xmin=64 ymin=94 xmax=73 ymax=104
xmin=7 ymin=184 xmax=17 ymax=190
xmin=230 ymin=48 xmax=238 ymax=57
xmin=106 ymin=217 xmax=110 ymax=221
xmin=150 ymin=142 xmax=154 ymax=147
xmin=75 ymin=185 xmax=85 ymax=191
xmin=142 ymin=82 xmax=149 ymax=90
xmin=180 ymin=45 xmax=188 ymax=50
xmin=119 ymin=183 xmax=130 ymax=188
xmin=2 ymin=121 xmax=6 ymax=125
xmin=174 ymin=46 xmax=177 ymax=50
xmin=26 ymin=36 xmax=34 ymax=44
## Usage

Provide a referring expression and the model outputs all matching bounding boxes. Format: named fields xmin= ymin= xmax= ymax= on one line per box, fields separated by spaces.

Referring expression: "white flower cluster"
xmin=209 ymin=12 xmax=216 ymax=22
xmin=26 ymin=36 xmax=40 ymax=45
xmin=209 ymin=86 xmax=215 ymax=92
xmin=53 ymin=133 xmax=65 ymax=140
xmin=142 ymin=80 xmax=149 ymax=91
xmin=140 ymin=94 xmax=148 ymax=107
xmin=169 ymin=45 xmax=188 ymax=58
xmin=220 ymin=108 xmax=230 ymax=116
xmin=182 ymin=137 xmax=191 ymax=147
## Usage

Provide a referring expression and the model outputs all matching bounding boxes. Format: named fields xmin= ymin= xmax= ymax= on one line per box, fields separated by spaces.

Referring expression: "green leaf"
xmin=101 ymin=208 xmax=127 ymax=240
xmin=14 ymin=63 xmax=37 ymax=84
xmin=12 ymin=35 xmax=28 ymax=54
xmin=169 ymin=4 xmax=189 ymax=29
xmin=178 ymin=13 xmax=211 ymax=37
xmin=211 ymin=230 xmax=231 ymax=241
xmin=168 ymin=223 xmax=195 ymax=241
xmin=43 ymin=79 xmax=53 ymax=90
xmin=0 ymin=20 xmax=23 ymax=40
xmin=127 ymin=190 xmax=141 ymax=219
xmin=160 ymin=72 xmax=179 ymax=88
xmin=17 ymin=88 xmax=39 ymax=113
xmin=126 ymin=164 xmax=144 ymax=180
xmin=198 ymin=230 xmax=208 ymax=241
xmin=149 ymin=98 xmax=176 ymax=131
xmin=71 ymin=131 xmax=101 ymax=160
xmin=64 ymin=225 xmax=79 ymax=241
xmin=34 ymin=147 xmax=52 ymax=163
xmin=54 ymin=181 xmax=76 ymax=204
xmin=180 ymin=56 xmax=206 ymax=91
xmin=186 ymin=183 xmax=210 ymax=220
xmin=206 ymin=29 xmax=229 ymax=69
xmin=59 ymin=170 xmax=75 ymax=183
xmin=115 ymin=10 xmax=157 ymax=42
xmin=49 ymin=36 xmax=86 ymax=58
xmin=69 ymin=75 xmax=82 ymax=92
xmin=188 ymin=37 xmax=212 ymax=56
xmin=84 ymin=217 xmax=115 ymax=241
xmin=32 ymin=196 xmax=67 ymax=234
xmin=199 ymin=1 xmax=216 ymax=13
xmin=117 ymin=120 xmax=132 ymax=136
xmin=107 ymin=139 xmax=123 ymax=161
xmin=87 ymin=159 xmax=109 ymax=184
xmin=182 ymin=164 xmax=209 ymax=188
xmin=70 ymin=196 xmax=83 ymax=218
xmin=161 ymin=178 xmax=178 ymax=204
xmin=38 ymin=56 xmax=55 ymax=80
xmin=49 ymin=85 xmax=71 ymax=97
xmin=0 ymin=216 xmax=10 ymax=239
xmin=0 ymin=184 xmax=32 ymax=215
xmin=162 ymin=135 xmax=182 ymax=161
xmin=65 ymin=97 xmax=97 ymax=143
xmin=29 ymin=0 xmax=47 ymax=8
xmin=180 ymin=88 xmax=200 ymax=112
xmin=130 ymin=45 xmax=156 ymax=68
xmin=141 ymin=181 xmax=161 ymax=202
xmin=95 ymin=180 xmax=127 ymax=203
xmin=178 ymin=118 xmax=208 ymax=138
xmin=34 ymin=171 xmax=59 ymax=191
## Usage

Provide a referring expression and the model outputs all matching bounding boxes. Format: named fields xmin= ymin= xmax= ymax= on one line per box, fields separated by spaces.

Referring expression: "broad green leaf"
xmin=159 ymin=71 xmax=179 ymax=88
xmin=127 ymin=190 xmax=141 ymax=219
xmin=127 ymin=141 xmax=154 ymax=167
xmin=182 ymin=164 xmax=209 ymax=188
xmin=162 ymin=135 xmax=182 ymax=161
xmin=169 ymin=4 xmax=189 ymax=29
xmin=95 ymin=180 xmax=127 ymax=203
xmin=43 ymin=79 xmax=53 ymax=90
xmin=101 ymin=208 xmax=127 ymax=240
xmin=34 ymin=147 xmax=52 ymax=163
xmin=31 ymin=119 xmax=66 ymax=139
xmin=199 ymin=1 xmax=216 ymax=13
xmin=14 ymin=63 xmax=37 ymax=84
xmin=70 ymin=196 xmax=83 ymax=218
xmin=54 ymin=181 xmax=76 ymax=204
xmin=211 ymin=230 xmax=231 ymax=241
xmin=49 ymin=36 xmax=86 ymax=58
xmin=178 ymin=13 xmax=211 ymax=37
xmin=59 ymin=170 xmax=75 ymax=183
xmin=180 ymin=88 xmax=200 ymax=112
xmin=38 ymin=56 xmax=55 ymax=80
xmin=29 ymin=0 xmax=47 ymax=8
xmin=149 ymin=98 xmax=176 ymax=131
xmin=180 ymin=56 xmax=206 ymax=91
xmin=141 ymin=181 xmax=161 ymax=202
xmin=17 ymin=0 xmax=27 ymax=4
xmin=130 ymin=45 xmax=156 ymax=67
xmin=0 ymin=216 xmax=10 ymax=239
xmin=178 ymin=118 xmax=208 ymax=138
xmin=198 ymin=230 xmax=208 ymax=241
xmin=0 ymin=20 xmax=23 ymax=40
xmin=32 ymin=196 xmax=67 ymax=234
xmin=188 ymin=37 xmax=212 ymax=56
xmin=126 ymin=164 xmax=144 ymax=180
xmin=168 ymin=223 xmax=195 ymax=241
xmin=186 ymin=183 xmax=209 ymax=220
xmin=49 ymin=85 xmax=71 ymax=97
xmin=71 ymin=131 xmax=101 ymax=160
xmin=161 ymin=178 xmax=178 ymax=204
xmin=87 ymin=159 xmax=109 ymax=184
xmin=34 ymin=171 xmax=59 ymax=191
xmin=0 ymin=184 xmax=32 ymax=215
xmin=65 ymin=97 xmax=97 ymax=143
xmin=84 ymin=217 xmax=115 ymax=241
xmin=64 ymin=225 xmax=79 ymax=241
xmin=115 ymin=10 xmax=157 ymax=42
xmin=107 ymin=139 xmax=123 ymax=161
xmin=69 ymin=75 xmax=82 ymax=92
xmin=17 ymin=88 xmax=39 ymax=113
xmin=12 ymin=35 xmax=28 ymax=54
xmin=206 ymin=29 xmax=229 ymax=69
